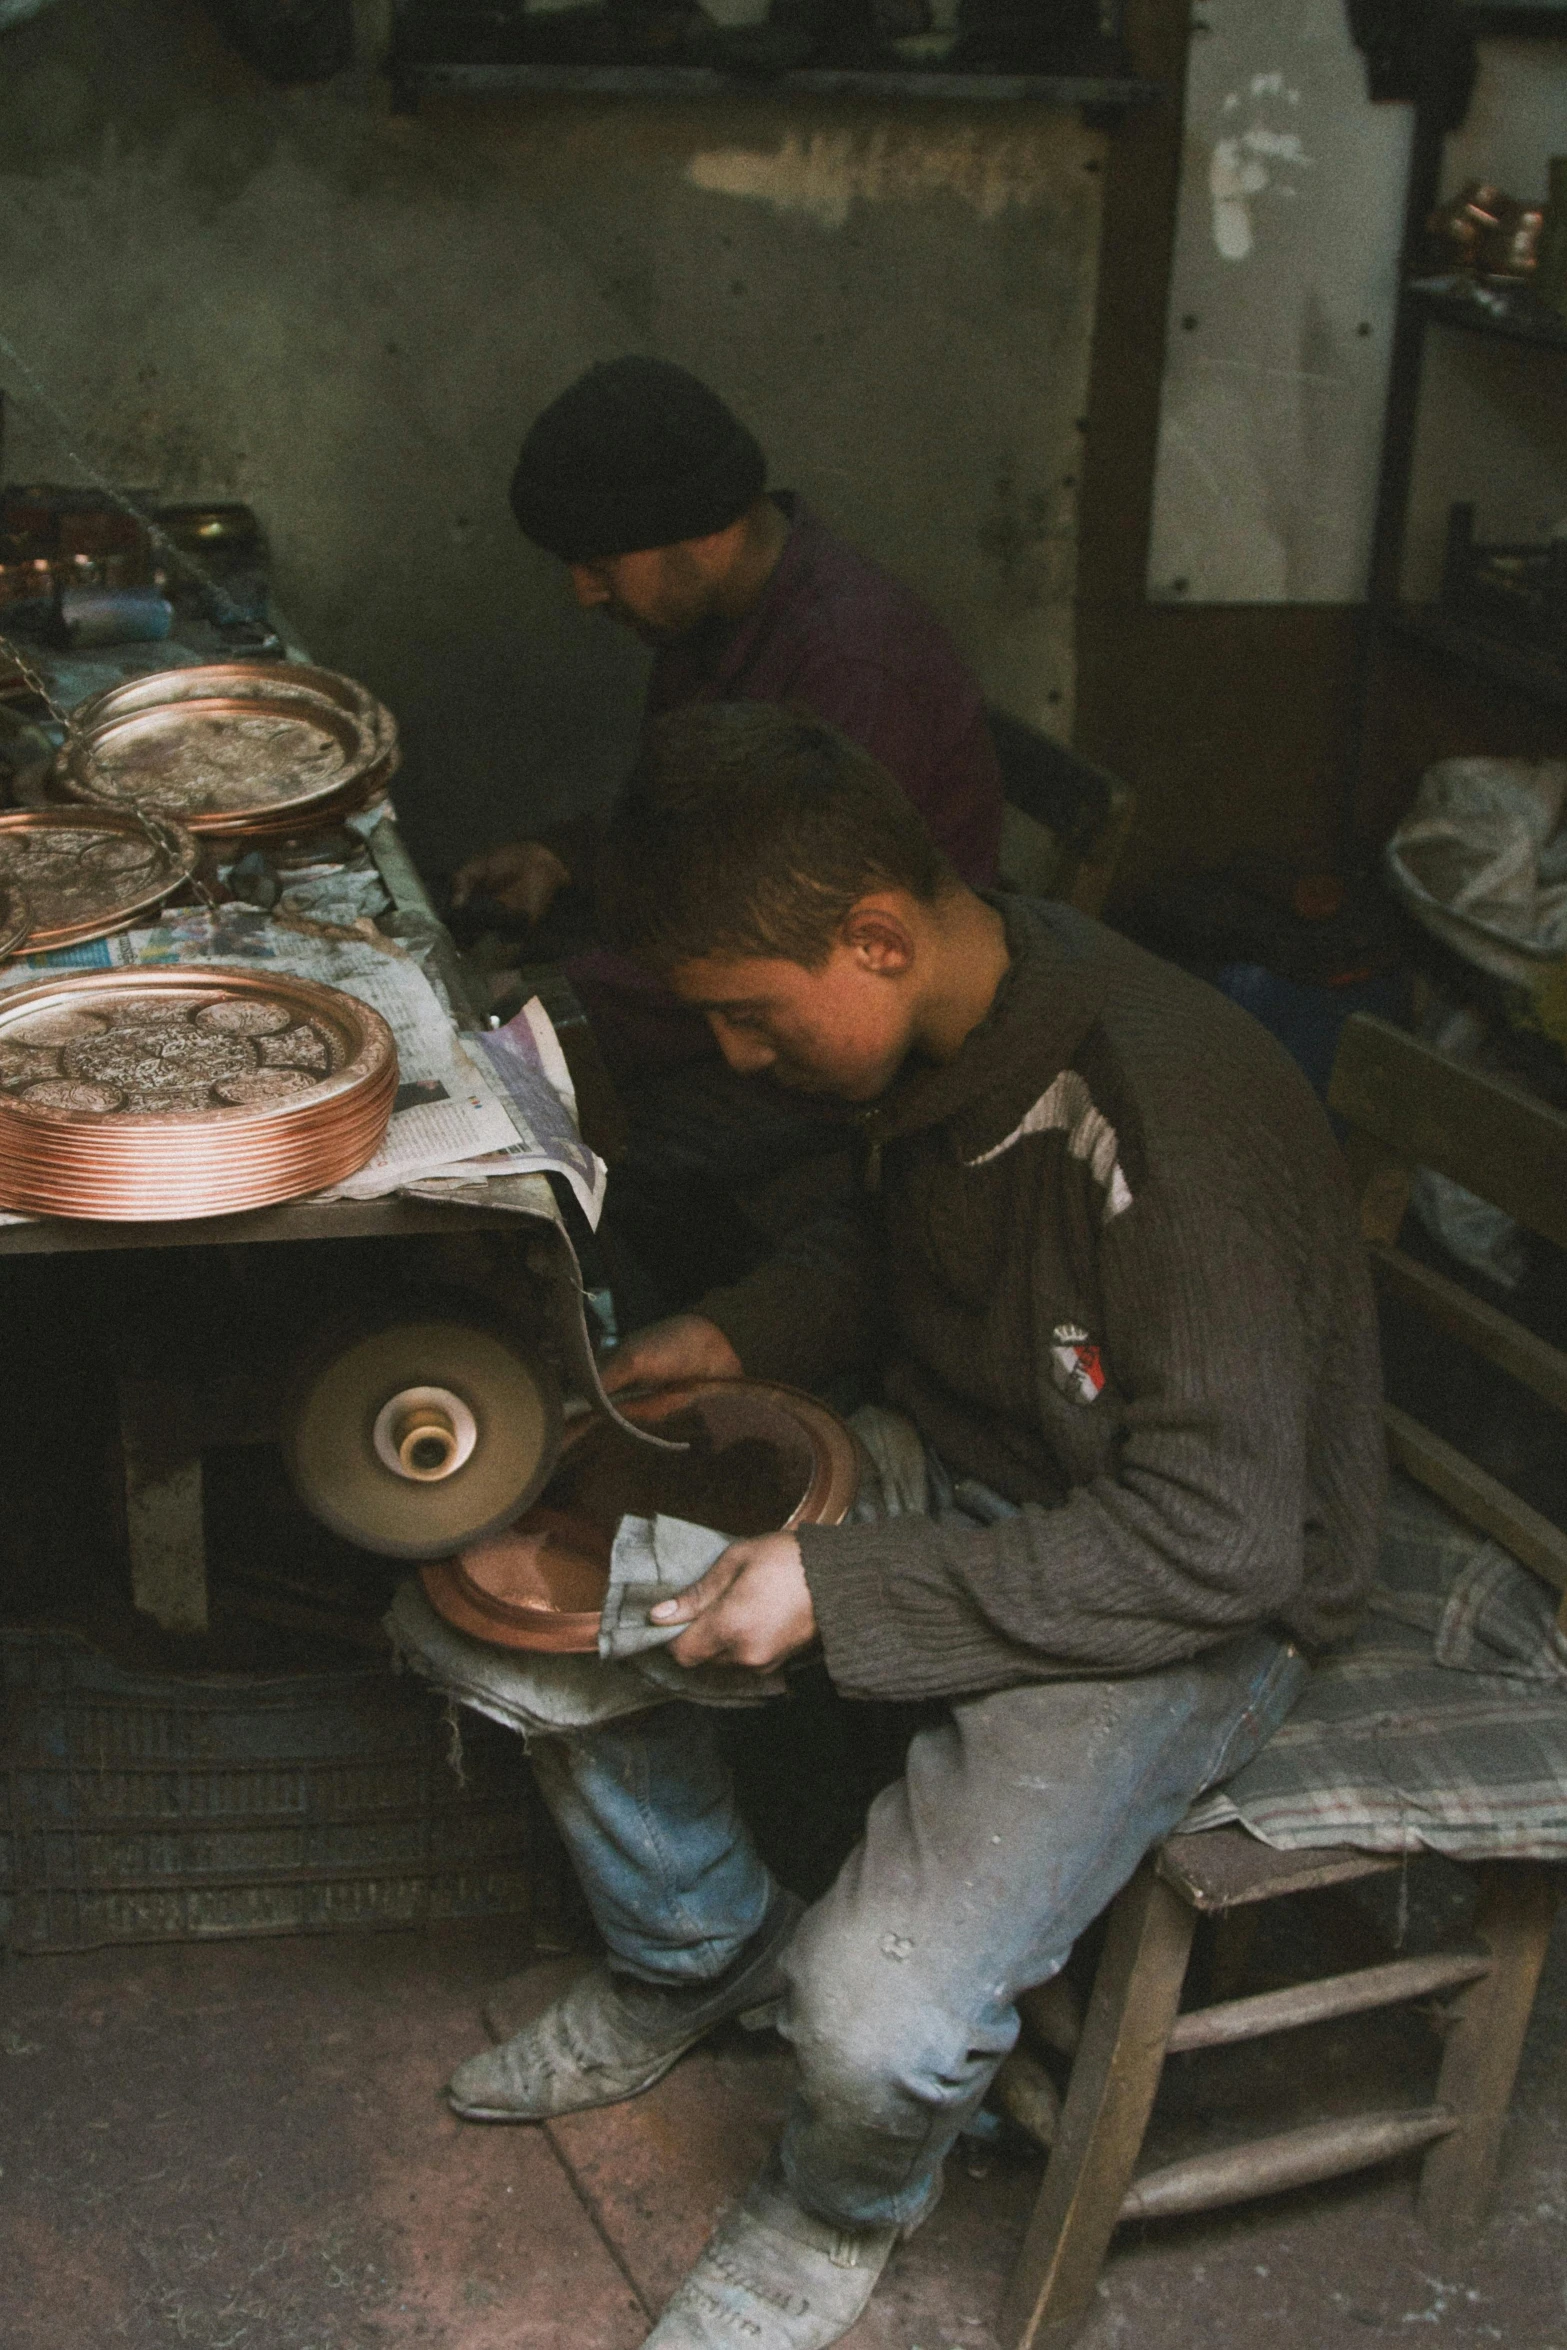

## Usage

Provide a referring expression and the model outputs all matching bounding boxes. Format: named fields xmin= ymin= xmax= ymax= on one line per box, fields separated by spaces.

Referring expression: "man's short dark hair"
xmin=599 ymin=702 xmax=954 ymax=974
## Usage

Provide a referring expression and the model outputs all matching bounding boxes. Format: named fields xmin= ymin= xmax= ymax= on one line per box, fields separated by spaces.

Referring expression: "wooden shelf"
xmin=1453 ymin=1 xmax=1567 ymax=33
xmin=1406 ymin=278 xmax=1567 ymax=352
xmin=395 ymin=60 xmax=1163 ymax=107
xmin=1380 ymin=603 xmax=1567 ymax=708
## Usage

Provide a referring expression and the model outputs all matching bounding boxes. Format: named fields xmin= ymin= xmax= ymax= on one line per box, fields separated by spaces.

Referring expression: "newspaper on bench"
xmin=406 ymin=994 xmax=607 ymax=1225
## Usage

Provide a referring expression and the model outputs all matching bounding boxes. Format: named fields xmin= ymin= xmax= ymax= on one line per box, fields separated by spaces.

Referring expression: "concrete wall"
xmin=0 ymin=0 xmax=1105 ymax=880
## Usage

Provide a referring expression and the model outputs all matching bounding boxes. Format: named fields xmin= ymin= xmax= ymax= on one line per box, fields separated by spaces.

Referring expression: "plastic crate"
xmin=0 ymin=1628 xmax=563 ymax=1953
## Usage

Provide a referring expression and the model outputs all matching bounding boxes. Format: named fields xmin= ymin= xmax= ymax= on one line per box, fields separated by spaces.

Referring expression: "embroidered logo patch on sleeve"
xmin=1050 ymin=1323 xmax=1107 ymax=1405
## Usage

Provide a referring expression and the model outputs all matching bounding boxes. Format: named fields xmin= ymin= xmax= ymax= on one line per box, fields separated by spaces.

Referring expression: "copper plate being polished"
xmin=0 ymin=808 xmax=198 ymax=955
xmin=422 ymin=1378 xmax=861 ymax=1654
xmin=0 ymin=965 xmax=396 ymax=1220
xmin=55 ymin=661 xmax=399 ymax=843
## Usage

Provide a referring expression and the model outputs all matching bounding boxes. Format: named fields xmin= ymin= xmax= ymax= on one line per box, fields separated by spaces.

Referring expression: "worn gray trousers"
xmin=524 ymin=1628 xmax=1308 ymax=2231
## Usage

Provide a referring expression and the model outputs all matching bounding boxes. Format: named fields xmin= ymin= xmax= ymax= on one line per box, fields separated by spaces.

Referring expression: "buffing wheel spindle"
xmin=395 ymin=1405 xmax=460 ymax=1480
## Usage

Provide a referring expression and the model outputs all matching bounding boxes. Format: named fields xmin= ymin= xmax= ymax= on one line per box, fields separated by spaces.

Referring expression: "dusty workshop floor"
xmin=1 ymin=1897 xmax=1564 ymax=2350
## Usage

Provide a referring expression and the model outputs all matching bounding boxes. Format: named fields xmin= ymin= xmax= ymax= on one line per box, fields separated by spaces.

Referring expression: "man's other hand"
xmin=650 ymin=1533 xmax=816 ymax=1671
xmin=599 ymin=1314 xmax=742 ymax=1394
xmin=449 ymin=839 xmax=571 ymax=922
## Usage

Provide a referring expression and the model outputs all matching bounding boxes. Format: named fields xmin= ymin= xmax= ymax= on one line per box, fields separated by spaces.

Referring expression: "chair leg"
xmin=999 ymin=1860 xmax=1196 ymax=2350
xmin=1205 ymin=1907 xmax=1262 ymax=2005
xmin=1417 ymin=1864 xmax=1562 ymax=2241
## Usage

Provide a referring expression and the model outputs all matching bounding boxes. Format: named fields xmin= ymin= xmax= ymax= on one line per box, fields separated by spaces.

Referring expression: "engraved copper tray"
xmin=55 ymin=662 xmax=399 ymax=844
xmin=72 ymin=662 xmax=398 ymax=770
xmin=0 ymin=809 xmax=199 ymax=955
xmin=0 ymin=966 xmax=397 ymax=1220
xmin=422 ymin=1378 xmax=861 ymax=1653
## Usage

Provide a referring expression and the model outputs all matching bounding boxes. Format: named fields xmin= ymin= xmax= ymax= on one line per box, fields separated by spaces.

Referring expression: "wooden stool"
xmin=999 ymin=1827 xmax=1562 ymax=2349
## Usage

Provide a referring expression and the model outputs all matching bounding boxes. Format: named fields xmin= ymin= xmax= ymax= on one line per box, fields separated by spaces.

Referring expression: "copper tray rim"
xmin=69 ymin=662 xmax=397 ymax=777
xmin=58 ymin=659 xmax=397 ymax=836
xmin=0 ymin=806 xmax=200 ymax=953
xmin=421 ymin=1376 xmax=861 ymax=1655
xmin=0 ymin=964 xmax=397 ymax=1135
xmin=70 ymin=659 xmax=393 ymax=734
xmin=60 ymin=695 xmax=368 ymax=825
xmin=424 ymin=1504 xmax=609 ymax=1654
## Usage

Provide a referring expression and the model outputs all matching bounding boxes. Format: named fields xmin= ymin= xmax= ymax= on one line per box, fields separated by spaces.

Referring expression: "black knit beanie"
xmin=509 ymin=358 xmax=767 ymax=563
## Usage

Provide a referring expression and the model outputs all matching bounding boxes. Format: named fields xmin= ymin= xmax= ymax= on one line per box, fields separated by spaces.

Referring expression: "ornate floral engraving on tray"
xmin=0 ymin=967 xmax=397 ymax=1220
xmin=0 ymin=997 xmax=343 ymax=1117
xmin=84 ymin=710 xmax=352 ymax=815
xmin=57 ymin=664 xmax=400 ymax=843
xmin=0 ymin=815 xmax=193 ymax=949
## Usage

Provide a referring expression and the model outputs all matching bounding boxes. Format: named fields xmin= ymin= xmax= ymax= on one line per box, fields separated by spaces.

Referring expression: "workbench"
xmin=0 ymin=647 xmax=589 ymax=1647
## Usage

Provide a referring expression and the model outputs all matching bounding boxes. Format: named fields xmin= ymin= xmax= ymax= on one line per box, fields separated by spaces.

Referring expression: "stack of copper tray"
xmin=0 ymin=807 xmax=199 ymax=958
xmin=0 ymin=966 xmax=397 ymax=1220
xmin=52 ymin=662 xmax=399 ymax=845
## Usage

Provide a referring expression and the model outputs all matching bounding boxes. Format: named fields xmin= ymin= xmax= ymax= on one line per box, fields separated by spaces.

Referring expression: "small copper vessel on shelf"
xmin=1429 ymin=180 xmax=1546 ymax=279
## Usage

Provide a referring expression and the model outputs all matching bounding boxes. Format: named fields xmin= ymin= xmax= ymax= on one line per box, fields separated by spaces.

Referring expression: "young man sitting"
xmin=433 ymin=702 xmax=1382 ymax=2350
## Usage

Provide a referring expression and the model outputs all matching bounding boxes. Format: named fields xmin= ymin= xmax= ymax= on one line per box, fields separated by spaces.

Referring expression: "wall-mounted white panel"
xmin=1146 ymin=0 xmax=1411 ymax=604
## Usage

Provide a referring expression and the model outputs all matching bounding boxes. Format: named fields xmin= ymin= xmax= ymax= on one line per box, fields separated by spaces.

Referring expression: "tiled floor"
xmin=2 ymin=1901 xmax=1564 ymax=2350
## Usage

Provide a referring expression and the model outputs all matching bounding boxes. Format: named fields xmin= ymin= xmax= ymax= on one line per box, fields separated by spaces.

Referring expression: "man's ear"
xmin=841 ymin=897 xmax=916 ymax=977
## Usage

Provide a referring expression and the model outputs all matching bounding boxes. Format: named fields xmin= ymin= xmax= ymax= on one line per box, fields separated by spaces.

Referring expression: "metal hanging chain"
xmin=0 ymin=320 xmax=247 ymax=915
xmin=0 ymin=320 xmax=254 ymax=630
xmin=0 ymin=621 xmax=220 ymax=911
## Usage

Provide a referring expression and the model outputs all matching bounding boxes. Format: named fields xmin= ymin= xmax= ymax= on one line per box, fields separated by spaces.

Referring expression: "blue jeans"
xmin=526 ymin=1628 xmax=1307 ymax=2232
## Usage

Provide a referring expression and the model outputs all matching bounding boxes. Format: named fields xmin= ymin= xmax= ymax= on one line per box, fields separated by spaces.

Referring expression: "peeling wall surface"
xmin=0 ymin=0 xmax=1104 ymax=876
xmin=1145 ymin=0 xmax=1410 ymax=604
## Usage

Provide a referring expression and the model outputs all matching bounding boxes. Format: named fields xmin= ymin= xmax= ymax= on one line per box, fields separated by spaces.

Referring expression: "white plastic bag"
xmin=1385 ymin=757 xmax=1567 ymax=984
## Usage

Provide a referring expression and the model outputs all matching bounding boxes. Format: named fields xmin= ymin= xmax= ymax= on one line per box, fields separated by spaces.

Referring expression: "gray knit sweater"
xmin=697 ymin=899 xmax=1383 ymax=1703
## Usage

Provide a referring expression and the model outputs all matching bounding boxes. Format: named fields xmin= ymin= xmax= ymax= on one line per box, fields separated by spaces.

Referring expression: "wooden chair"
xmin=999 ymin=1013 xmax=1567 ymax=2350
xmin=987 ymin=709 xmax=1136 ymax=920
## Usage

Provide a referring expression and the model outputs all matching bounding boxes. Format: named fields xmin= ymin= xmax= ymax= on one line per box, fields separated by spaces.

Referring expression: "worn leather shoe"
xmin=640 ymin=2156 xmax=901 ymax=2350
xmin=447 ymin=1889 xmax=803 ymax=2122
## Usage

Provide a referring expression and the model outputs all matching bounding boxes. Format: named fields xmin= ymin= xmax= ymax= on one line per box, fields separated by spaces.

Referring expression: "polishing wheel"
xmin=284 ymin=1314 xmax=563 ymax=1559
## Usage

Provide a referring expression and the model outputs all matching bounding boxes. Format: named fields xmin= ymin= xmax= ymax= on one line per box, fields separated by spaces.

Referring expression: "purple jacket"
xmin=568 ymin=497 xmax=1004 ymax=1084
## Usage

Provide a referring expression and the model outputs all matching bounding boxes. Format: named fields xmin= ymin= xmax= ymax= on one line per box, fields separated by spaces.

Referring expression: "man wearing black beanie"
xmin=453 ymin=356 xmax=1004 ymax=1308
xmin=507 ymin=356 xmax=771 ymax=582
xmin=451 ymin=357 xmax=1002 ymax=947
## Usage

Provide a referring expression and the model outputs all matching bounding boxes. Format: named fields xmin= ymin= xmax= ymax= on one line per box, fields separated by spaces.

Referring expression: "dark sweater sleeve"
xmin=799 ymin=1173 xmax=1369 ymax=1699
xmin=782 ymin=654 xmax=1002 ymax=888
xmin=696 ymin=1197 xmax=890 ymax=1392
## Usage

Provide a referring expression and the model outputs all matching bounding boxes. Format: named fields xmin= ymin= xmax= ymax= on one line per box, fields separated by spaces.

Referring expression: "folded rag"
xmin=383 ymin=1512 xmax=785 ymax=1739
xmin=600 ymin=1513 xmax=788 ymax=1700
